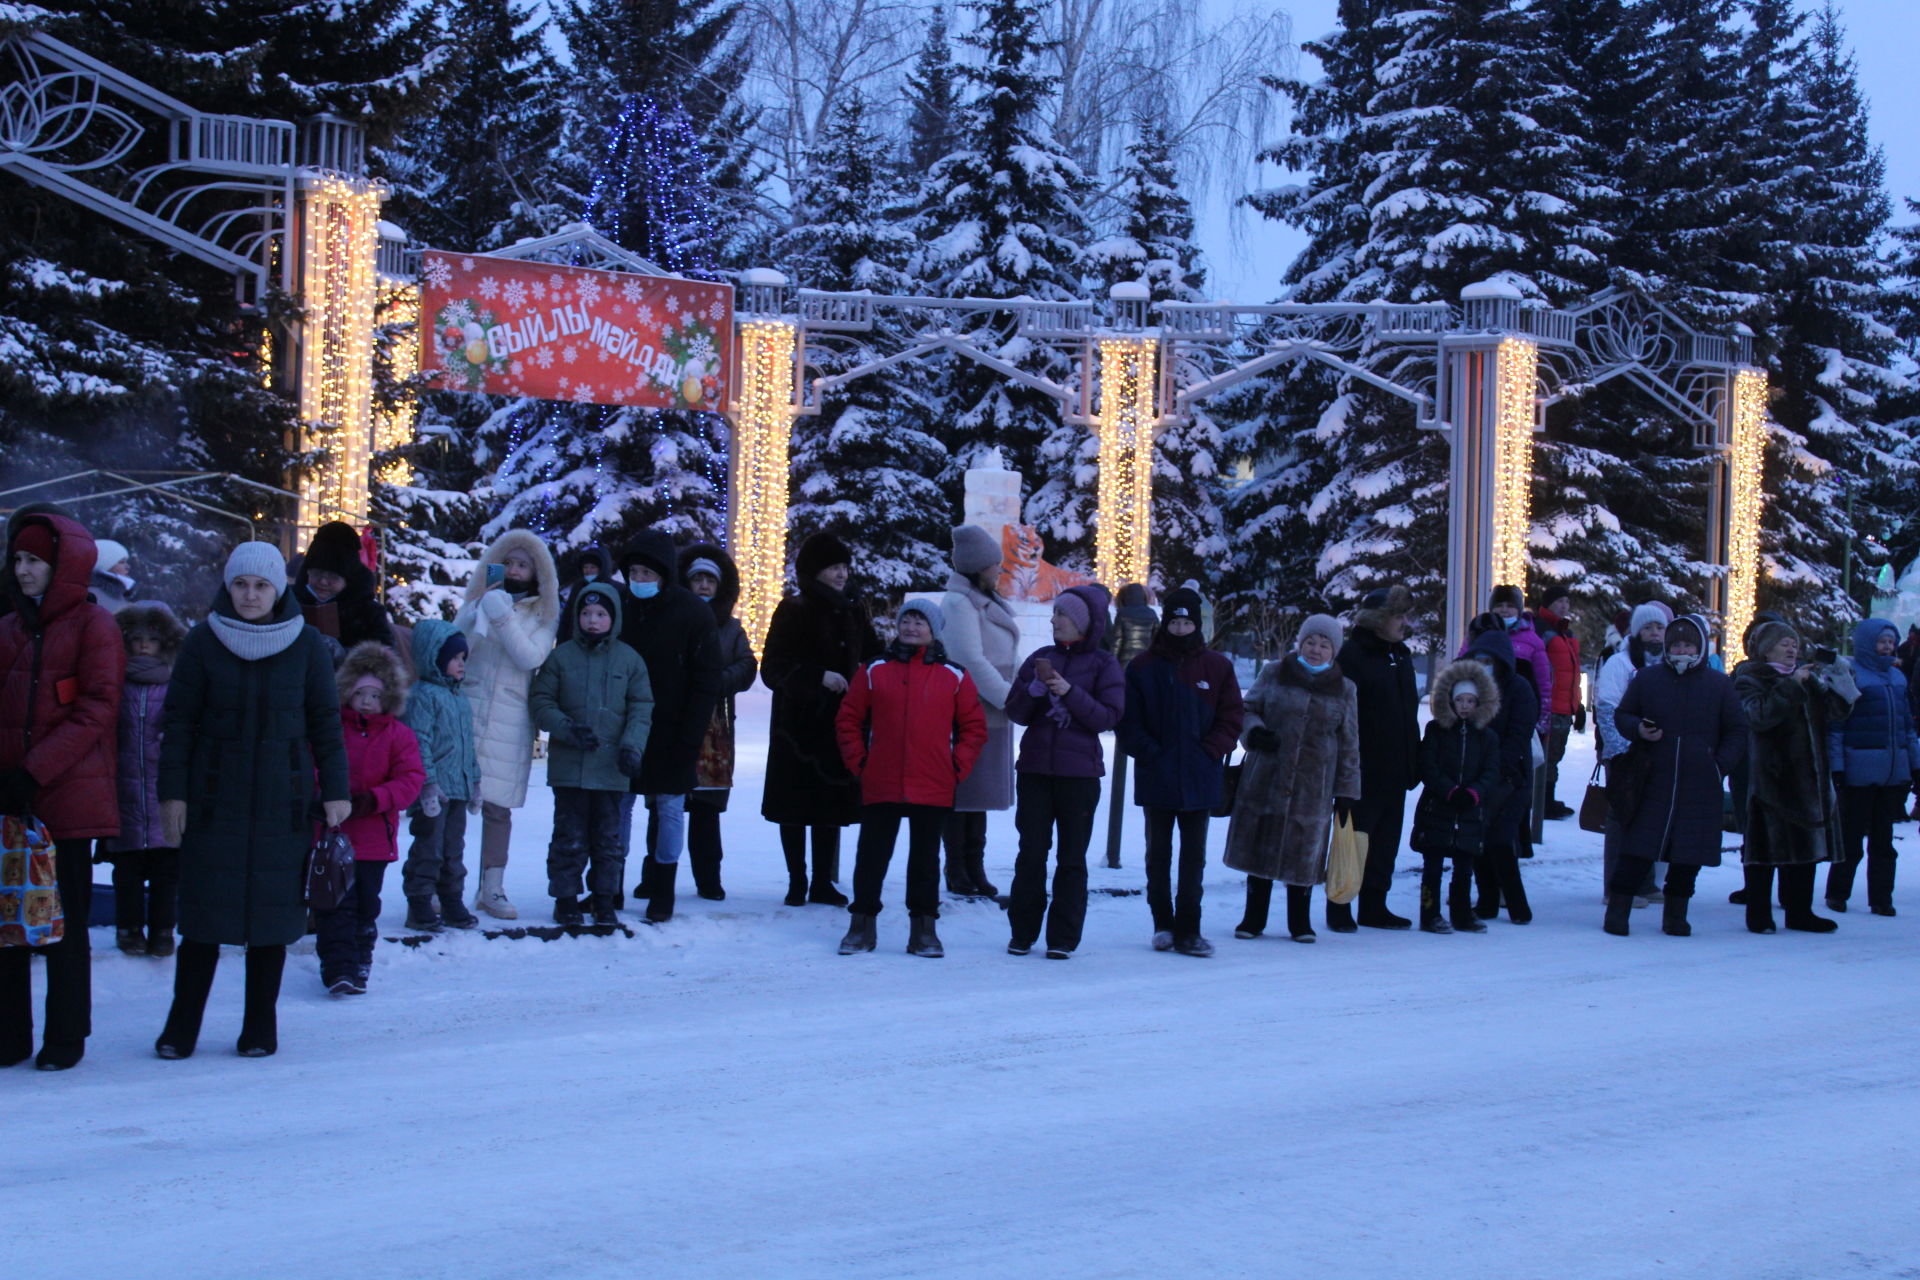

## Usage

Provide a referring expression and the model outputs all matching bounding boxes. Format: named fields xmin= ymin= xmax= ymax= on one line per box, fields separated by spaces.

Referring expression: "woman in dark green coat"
xmin=155 ymin=544 xmax=351 ymax=1059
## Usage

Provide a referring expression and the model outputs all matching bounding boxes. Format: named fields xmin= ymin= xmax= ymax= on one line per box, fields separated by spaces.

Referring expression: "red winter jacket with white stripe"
xmin=836 ymin=642 xmax=988 ymax=808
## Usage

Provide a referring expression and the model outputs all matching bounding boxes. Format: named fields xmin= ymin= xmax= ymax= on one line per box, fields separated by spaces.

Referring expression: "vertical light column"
xmin=730 ymin=319 xmax=798 ymax=654
xmin=296 ymin=175 xmax=382 ymax=532
xmin=1724 ymin=368 xmax=1766 ymax=651
xmin=1094 ymin=336 xmax=1158 ymax=589
xmin=373 ymin=282 xmax=420 ymax=488
xmin=1443 ymin=334 xmax=1537 ymax=648
xmin=1490 ymin=336 xmax=1538 ymax=590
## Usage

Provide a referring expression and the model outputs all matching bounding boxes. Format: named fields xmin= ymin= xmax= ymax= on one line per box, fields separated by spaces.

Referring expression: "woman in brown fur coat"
xmin=1224 ymin=614 xmax=1360 ymax=943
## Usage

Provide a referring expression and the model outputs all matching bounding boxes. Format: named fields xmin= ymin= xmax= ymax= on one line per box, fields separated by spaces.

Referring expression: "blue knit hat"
xmin=900 ymin=597 xmax=945 ymax=640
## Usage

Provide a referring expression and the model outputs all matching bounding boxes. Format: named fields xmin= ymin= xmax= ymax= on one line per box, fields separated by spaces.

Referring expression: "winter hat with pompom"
xmin=1628 ymin=601 xmax=1674 ymax=637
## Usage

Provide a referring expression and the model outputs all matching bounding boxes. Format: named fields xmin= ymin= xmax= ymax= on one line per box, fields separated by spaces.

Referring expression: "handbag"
xmin=1578 ymin=761 xmax=1610 ymax=833
xmin=1604 ymin=745 xmax=1653 ymax=828
xmin=305 ymin=827 xmax=359 ymax=913
xmin=1324 ymin=812 xmax=1369 ymax=905
xmin=0 ymin=814 xmax=63 ymax=948
xmin=1213 ymin=753 xmax=1243 ymax=819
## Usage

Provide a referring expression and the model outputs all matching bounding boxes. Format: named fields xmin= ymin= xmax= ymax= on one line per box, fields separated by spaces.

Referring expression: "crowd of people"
xmin=2 ymin=503 xmax=1917 ymax=1071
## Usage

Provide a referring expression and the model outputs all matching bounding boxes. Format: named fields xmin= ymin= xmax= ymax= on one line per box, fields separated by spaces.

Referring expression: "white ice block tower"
xmin=964 ymin=448 xmax=1058 ymax=655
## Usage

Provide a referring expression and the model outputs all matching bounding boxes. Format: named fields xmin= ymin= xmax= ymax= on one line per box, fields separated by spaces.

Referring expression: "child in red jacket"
xmin=834 ymin=599 xmax=986 ymax=957
xmin=316 ymin=643 xmax=424 ymax=995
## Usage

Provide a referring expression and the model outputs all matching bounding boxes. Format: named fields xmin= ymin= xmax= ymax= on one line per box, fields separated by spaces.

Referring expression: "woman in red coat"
xmin=0 ymin=512 xmax=125 ymax=1071
xmin=314 ymin=643 xmax=424 ymax=995
xmin=834 ymin=599 xmax=986 ymax=958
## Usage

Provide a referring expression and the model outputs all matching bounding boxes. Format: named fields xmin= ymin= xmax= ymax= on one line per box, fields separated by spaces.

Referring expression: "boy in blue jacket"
xmin=401 ymin=620 xmax=483 ymax=932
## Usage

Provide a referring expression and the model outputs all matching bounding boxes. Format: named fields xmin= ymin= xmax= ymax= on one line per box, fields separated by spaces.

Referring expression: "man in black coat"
xmin=1334 ymin=584 xmax=1422 ymax=931
xmin=613 ymin=529 xmax=722 ymax=923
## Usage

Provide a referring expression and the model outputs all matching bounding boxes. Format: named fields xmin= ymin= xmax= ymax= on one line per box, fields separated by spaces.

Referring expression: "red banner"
xmin=417 ymin=250 xmax=735 ymax=411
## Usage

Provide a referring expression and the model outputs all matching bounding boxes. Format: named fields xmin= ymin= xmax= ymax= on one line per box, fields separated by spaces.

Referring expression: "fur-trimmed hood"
xmin=463 ymin=528 xmax=560 ymax=624
xmin=679 ymin=541 xmax=740 ymax=619
xmin=1430 ymin=658 xmax=1500 ymax=728
xmin=116 ymin=601 xmax=187 ymax=654
xmin=336 ymin=641 xmax=410 ymax=715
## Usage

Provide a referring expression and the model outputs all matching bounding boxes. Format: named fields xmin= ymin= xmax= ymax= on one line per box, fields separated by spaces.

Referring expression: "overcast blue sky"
xmin=1196 ymin=0 xmax=1920 ymax=301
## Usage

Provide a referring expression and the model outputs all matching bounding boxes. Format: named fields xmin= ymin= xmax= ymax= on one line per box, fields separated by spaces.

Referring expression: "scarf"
xmin=125 ymin=654 xmax=174 ymax=685
xmin=209 ymin=610 xmax=306 ymax=661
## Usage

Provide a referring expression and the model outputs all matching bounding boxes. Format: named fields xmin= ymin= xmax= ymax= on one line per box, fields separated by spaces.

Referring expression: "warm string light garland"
xmin=730 ymin=320 xmax=797 ymax=654
xmin=373 ymin=282 xmax=419 ymax=488
xmin=297 ymin=176 xmax=382 ymax=533
xmin=1725 ymin=368 xmax=1767 ymax=651
xmin=1489 ymin=337 xmax=1538 ymax=592
xmin=1094 ymin=337 xmax=1158 ymax=589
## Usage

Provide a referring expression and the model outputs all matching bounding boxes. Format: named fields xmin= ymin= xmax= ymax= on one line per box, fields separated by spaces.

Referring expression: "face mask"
xmin=629 ymin=580 xmax=660 ymax=600
xmin=1667 ymin=653 xmax=1699 ymax=673
xmin=1503 ymin=615 xmax=1520 ymax=630
xmin=1297 ymin=656 xmax=1332 ymax=674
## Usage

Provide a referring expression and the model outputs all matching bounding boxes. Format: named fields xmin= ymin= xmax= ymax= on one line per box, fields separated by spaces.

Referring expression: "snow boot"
xmin=944 ymin=854 xmax=980 ymax=896
xmin=116 ymin=928 xmax=146 ymax=955
xmin=1324 ymin=900 xmax=1358 ymax=934
xmin=590 ymin=894 xmax=620 ymax=927
xmin=1151 ymin=929 xmax=1175 ymax=951
xmin=236 ymin=945 xmax=284 ymax=1058
xmin=965 ymin=851 xmax=998 ymax=897
xmin=475 ymin=867 xmax=517 ymax=920
xmin=1603 ymin=894 xmax=1633 ymax=937
xmin=1419 ymin=885 xmax=1452 ymax=934
xmin=35 ymin=1041 xmax=83 ymax=1071
xmin=1174 ymin=933 xmax=1215 ymax=958
xmin=1662 ymin=893 xmax=1692 ymax=937
xmin=1287 ymin=885 xmax=1316 ymax=943
xmin=1744 ymin=866 xmax=1777 ymax=933
xmin=404 ymin=896 xmax=443 ymax=933
xmin=148 ymin=932 xmax=175 ymax=959
xmin=1448 ymin=865 xmax=1486 ymax=932
xmin=438 ymin=895 xmax=479 ymax=930
xmin=552 ymin=895 xmax=585 ymax=927
xmin=156 ymin=940 xmax=219 ymax=1060
xmin=1357 ymin=892 xmax=1412 ymax=930
xmin=906 ymin=915 xmax=944 ymax=958
xmin=783 ymin=843 xmax=809 ymax=907
xmin=1045 ymin=947 xmax=1072 ymax=959
xmin=1007 ymin=939 xmax=1033 ymax=956
xmin=1496 ymin=853 xmax=1533 ymax=924
xmin=838 ymin=913 xmax=878 ymax=955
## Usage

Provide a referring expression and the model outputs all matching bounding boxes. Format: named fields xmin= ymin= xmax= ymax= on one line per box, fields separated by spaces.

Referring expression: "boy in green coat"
xmin=530 ymin=582 xmax=653 ymax=925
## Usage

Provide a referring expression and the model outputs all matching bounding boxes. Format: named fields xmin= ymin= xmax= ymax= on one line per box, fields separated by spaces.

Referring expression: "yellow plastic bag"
xmin=1324 ymin=813 xmax=1369 ymax=905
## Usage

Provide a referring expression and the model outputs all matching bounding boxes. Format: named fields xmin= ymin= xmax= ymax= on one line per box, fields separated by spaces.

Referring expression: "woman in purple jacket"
xmin=1004 ymin=585 xmax=1125 ymax=959
xmin=101 ymin=602 xmax=186 ymax=957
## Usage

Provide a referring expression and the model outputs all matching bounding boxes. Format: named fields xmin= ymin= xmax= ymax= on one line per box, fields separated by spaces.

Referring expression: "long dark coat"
xmin=1336 ymin=623 xmax=1421 ymax=801
xmin=1409 ymin=659 xmax=1502 ymax=859
xmin=1734 ymin=658 xmax=1855 ymax=865
xmin=1221 ymin=655 xmax=1359 ymax=885
xmin=1465 ymin=629 xmax=1538 ymax=849
xmin=608 ymin=531 xmax=721 ymax=797
xmin=681 ymin=543 xmax=757 ymax=802
xmin=760 ymin=577 xmax=881 ymax=826
xmin=1612 ymin=660 xmax=1747 ymax=865
xmin=161 ymin=590 xmax=350 ymax=946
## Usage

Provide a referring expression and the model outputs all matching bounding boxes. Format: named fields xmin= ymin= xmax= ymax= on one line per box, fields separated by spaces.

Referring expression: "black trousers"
xmin=547 ymin=787 xmax=626 ymax=899
xmin=942 ymin=809 xmax=988 ymax=862
xmin=850 ymin=803 xmax=947 ymax=918
xmin=315 ymin=860 xmax=386 ymax=984
xmin=1239 ymin=877 xmax=1314 ymax=936
xmin=686 ymin=801 xmax=725 ymax=893
xmin=1007 ymin=774 xmax=1100 ymax=951
xmin=1351 ymin=790 xmax=1407 ymax=901
xmin=402 ymin=803 xmax=469 ymax=902
xmin=1144 ymin=805 xmax=1210 ymax=937
xmin=0 ymin=837 xmax=91 ymax=1057
xmin=109 ymin=847 xmax=180 ymax=937
xmin=1420 ymin=852 xmax=1478 ymax=914
xmin=780 ymin=824 xmax=841 ymax=887
xmin=1828 ymin=784 xmax=1909 ymax=907
xmin=1609 ymin=856 xmax=1700 ymax=900
xmin=1546 ymin=714 xmax=1572 ymax=807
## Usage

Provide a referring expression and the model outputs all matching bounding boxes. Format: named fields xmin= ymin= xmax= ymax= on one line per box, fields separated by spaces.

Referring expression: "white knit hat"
xmin=224 ymin=541 xmax=288 ymax=594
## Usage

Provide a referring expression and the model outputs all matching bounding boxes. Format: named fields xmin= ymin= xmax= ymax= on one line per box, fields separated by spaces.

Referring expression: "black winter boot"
xmin=1473 ymin=852 xmax=1502 ymax=919
xmin=1603 ymin=894 xmax=1633 ymax=936
xmin=1420 ymin=884 xmax=1452 ymax=934
xmin=1662 ymin=894 xmax=1692 ymax=937
xmin=906 ymin=915 xmax=944 ymax=958
xmin=1325 ymin=900 xmax=1358 ymax=933
xmin=783 ymin=841 xmax=809 ymax=907
xmin=116 ymin=927 xmax=146 ymax=955
xmin=1780 ymin=864 xmax=1837 ymax=933
xmin=1744 ymin=865 xmax=1777 ymax=933
xmin=552 ymin=895 xmax=585 ymax=926
xmin=237 ymin=945 xmax=285 ymax=1058
xmin=944 ymin=853 xmax=979 ymax=896
xmin=1495 ymin=853 xmax=1532 ymax=924
xmin=405 ymin=896 xmax=443 ymax=932
xmin=156 ymin=940 xmax=219 ymax=1060
xmin=590 ymin=894 xmax=620 ymax=926
xmin=439 ymin=895 xmax=479 ymax=929
xmin=1236 ymin=876 xmax=1272 ymax=939
xmin=838 ymin=913 xmax=878 ymax=954
xmin=964 ymin=850 xmax=998 ymax=897
xmin=1449 ymin=863 xmax=1487 ymax=933
xmin=1357 ymin=890 xmax=1412 ymax=930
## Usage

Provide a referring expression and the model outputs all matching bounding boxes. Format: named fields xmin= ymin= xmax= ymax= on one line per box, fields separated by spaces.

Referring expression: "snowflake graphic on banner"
xmin=577 ymin=275 xmax=603 ymax=307
xmin=422 ymin=256 xmax=452 ymax=290
xmin=621 ymin=280 xmax=643 ymax=303
xmin=504 ymin=279 xmax=527 ymax=309
xmin=477 ymin=277 xmax=499 ymax=299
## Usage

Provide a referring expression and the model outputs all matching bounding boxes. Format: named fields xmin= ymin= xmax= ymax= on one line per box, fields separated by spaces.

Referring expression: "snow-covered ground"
xmin=18 ymin=685 xmax=1920 ymax=1278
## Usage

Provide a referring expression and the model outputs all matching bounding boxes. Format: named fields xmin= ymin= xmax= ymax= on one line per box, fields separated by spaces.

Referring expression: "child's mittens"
xmin=617 ymin=745 xmax=645 ymax=778
xmin=420 ymin=783 xmax=445 ymax=818
xmin=479 ymin=588 xmax=514 ymax=621
xmin=564 ymin=720 xmax=600 ymax=751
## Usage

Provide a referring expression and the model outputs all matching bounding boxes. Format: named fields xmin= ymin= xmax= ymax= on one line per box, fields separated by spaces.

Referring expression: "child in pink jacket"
xmin=315 ymin=643 xmax=424 ymax=995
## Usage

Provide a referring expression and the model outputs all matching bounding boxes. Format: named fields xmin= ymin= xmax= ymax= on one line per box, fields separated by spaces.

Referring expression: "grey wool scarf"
xmin=208 ymin=610 xmax=306 ymax=661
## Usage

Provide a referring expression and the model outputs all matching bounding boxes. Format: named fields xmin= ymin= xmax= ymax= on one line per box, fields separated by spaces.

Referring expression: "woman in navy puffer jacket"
xmin=1825 ymin=619 xmax=1920 ymax=914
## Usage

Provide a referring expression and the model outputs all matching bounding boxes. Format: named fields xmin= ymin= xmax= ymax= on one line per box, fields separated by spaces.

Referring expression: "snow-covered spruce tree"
xmin=902 ymin=7 xmax=964 ymax=178
xmin=456 ymin=0 xmax=750 ymax=562
xmin=1740 ymin=1 xmax=1906 ymax=628
xmin=776 ymin=93 xmax=950 ymax=607
xmin=913 ymin=0 xmax=1092 ymax=564
xmin=1227 ymin=0 xmax=1608 ymax=639
xmin=1085 ymin=120 xmax=1224 ymax=595
xmin=1881 ymin=202 xmax=1920 ymax=577
xmin=0 ymin=2 xmax=445 ymax=607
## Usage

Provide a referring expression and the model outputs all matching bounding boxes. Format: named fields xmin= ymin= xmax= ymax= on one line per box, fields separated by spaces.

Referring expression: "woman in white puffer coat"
xmin=456 ymin=529 xmax=559 ymax=918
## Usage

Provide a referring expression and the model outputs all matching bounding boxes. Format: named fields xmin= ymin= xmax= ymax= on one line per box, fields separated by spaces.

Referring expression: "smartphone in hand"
xmin=486 ymin=563 xmax=507 ymax=589
xmin=1034 ymin=657 xmax=1055 ymax=681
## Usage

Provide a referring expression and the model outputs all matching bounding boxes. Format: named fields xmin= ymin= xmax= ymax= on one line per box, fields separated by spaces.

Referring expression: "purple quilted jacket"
xmin=106 ymin=669 xmax=170 ymax=853
xmin=1004 ymin=586 xmax=1127 ymax=778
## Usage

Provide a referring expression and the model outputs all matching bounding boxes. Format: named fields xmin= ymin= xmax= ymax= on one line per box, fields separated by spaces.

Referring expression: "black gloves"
xmin=618 ymin=745 xmax=645 ymax=778
xmin=565 ymin=721 xmax=601 ymax=752
xmin=1334 ymin=798 xmax=1354 ymax=825
xmin=0 ymin=767 xmax=37 ymax=819
xmin=1245 ymin=725 xmax=1281 ymax=753
xmin=1573 ymin=705 xmax=1587 ymax=733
